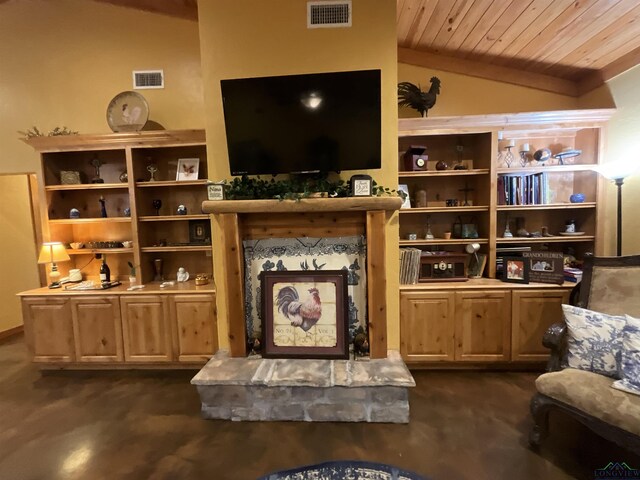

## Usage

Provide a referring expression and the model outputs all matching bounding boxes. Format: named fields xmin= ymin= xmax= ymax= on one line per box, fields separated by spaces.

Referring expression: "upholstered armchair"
xmin=530 ymin=254 xmax=640 ymax=454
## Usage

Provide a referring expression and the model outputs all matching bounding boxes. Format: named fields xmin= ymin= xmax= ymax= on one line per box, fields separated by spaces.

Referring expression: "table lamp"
xmin=596 ymin=160 xmax=640 ymax=256
xmin=38 ymin=242 xmax=70 ymax=288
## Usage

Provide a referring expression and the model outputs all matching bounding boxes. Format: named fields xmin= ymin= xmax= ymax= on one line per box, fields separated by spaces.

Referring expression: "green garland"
xmin=223 ymin=174 xmax=405 ymax=201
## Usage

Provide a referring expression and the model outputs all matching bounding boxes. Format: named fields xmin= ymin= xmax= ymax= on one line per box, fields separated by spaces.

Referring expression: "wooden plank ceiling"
xmin=397 ymin=0 xmax=640 ymax=96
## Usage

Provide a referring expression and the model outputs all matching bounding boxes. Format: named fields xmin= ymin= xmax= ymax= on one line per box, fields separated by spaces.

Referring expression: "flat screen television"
xmin=220 ymin=69 xmax=381 ymax=175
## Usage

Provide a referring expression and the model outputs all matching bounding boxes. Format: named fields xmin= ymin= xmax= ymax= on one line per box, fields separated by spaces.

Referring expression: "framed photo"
xmin=398 ymin=184 xmax=411 ymax=209
xmin=260 ymin=270 xmax=349 ymax=359
xmin=502 ymin=256 xmax=529 ymax=284
xmin=523 ymin=251 xmax=564 ymax=284
xmin=207 ymin=182 xmax=226 ymax=201
xmin=350 ymin=174 xmax=372 ymax=197
xmin=176 ymin=158 xmax=200 ymax=181
xmin=188 ymin=219 xmax=211 ymax=244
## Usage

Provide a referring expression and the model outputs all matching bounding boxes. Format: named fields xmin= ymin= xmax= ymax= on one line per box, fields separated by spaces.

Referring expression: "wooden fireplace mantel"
xmin=202 ymin=196 xmax=402 ymax=359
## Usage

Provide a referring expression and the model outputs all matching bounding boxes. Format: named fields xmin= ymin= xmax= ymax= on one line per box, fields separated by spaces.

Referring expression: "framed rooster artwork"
xmin=260 ymin=270 xmax=349 ymax=359
xmin=176 ymin=158 xmax=199 ymax=181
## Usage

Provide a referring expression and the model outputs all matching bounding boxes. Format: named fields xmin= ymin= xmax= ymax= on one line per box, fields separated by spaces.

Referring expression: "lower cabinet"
xmin=511 ymin=289 xmax=570 ymax=361
xmin=20 ymin=291 xmax=217 ymax=367
xmin=22 ymin=297 xmax=75 ymax=363
xmin=71 ymin=296 xmax=123 ymax=363
xmin=120 ymin=296 xmax=173 ymax=363
xmin=400 ymin=286 xmax=571 ymax=365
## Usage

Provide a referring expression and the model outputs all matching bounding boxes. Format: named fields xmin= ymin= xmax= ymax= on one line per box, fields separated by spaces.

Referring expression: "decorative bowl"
xmin=69 ymin=242 xmax=84 ymax=249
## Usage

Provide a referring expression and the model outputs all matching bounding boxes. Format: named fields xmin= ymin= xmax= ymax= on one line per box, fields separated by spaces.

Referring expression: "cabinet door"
xmin=512 ymin=289 xmax=570 ymax=362
xmin=455 ymin=291 xmax=511 ymax=362
xmin=170 ymin=294 xmax=218 ymax=362
xmin=21 ymin=297 xmax=74 ymax=363
xmin=120 ymin=296 xmax=173 ymax=362
xmin=70 ymin=296 xmax=123 ymax=363
xmin=400 ymin=291 xmax=455 ymax=362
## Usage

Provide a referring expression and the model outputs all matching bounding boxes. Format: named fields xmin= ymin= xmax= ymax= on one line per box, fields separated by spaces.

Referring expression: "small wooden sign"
xmin=523 ymin=252 xmax=564 ymax=285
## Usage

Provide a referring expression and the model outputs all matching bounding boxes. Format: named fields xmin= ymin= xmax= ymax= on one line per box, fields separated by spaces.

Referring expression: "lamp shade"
xmin=38 ymin=242 xmax=70 ymax=264
xmin=595 ymin=160 xmax=640 ymax=181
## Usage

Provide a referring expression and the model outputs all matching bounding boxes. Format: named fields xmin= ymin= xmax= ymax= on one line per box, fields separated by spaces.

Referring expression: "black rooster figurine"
xmin=398 ymin=76 xmax=441 ymax=117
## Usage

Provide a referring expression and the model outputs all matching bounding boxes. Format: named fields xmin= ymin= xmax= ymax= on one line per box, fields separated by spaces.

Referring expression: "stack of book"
xmin=498 ymin=172 xmax=551 ymax=205
xmin=400 ymin=248 xmax=422 ymax=285
xmin=564 ymin=267 xmax=583 ymax=283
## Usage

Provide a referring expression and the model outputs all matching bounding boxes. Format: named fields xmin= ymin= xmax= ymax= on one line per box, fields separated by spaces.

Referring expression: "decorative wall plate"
xmin=106 ymin=91 xmax=149 ymax=132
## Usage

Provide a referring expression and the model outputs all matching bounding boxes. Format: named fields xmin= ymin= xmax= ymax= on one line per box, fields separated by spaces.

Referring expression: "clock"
xmin=350 ymin=174 xmax=373 ymax=197
xmin=403 ymin=145 xmax=428 ymax=171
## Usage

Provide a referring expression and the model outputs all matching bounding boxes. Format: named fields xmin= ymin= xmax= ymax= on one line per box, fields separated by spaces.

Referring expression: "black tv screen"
xmin=221 ymin=69 xmax=381 ymax=175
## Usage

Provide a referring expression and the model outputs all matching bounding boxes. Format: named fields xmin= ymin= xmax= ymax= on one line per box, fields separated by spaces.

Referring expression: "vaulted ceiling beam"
xmin=398 ymin=47 xmax=578 ymax=97
xmin=92 ymin=0 xmax=198 ymax=21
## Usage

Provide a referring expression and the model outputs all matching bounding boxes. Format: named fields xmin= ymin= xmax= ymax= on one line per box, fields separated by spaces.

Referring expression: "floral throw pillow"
xmin=562 ymin=304 xmax=625 ymax=377
xmin=612 ymin=315 xmax=640 ymax=396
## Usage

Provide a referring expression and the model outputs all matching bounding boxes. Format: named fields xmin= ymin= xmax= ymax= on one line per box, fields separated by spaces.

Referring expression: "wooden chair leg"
xmin=529 ymin=393 xmax=553 ymax=448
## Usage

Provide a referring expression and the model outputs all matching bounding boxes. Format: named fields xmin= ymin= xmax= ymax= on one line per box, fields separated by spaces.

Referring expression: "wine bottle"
xmin=100 ymin=256 xmax=111 ymax=284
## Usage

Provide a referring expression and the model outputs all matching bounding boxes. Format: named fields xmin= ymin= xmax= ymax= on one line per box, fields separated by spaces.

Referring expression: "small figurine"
xmin=123 ymin=207 xmax=131 ymax=217
xmin=69 ymin=208 xmax=80 ymax=219
xmin=99 ymin=196 xmax=107 ymax=218
xmin=147 ymin=164 xmax=158 ymax=182
xmin=248 ymin=336 xmax=262 ymax=355
xmin=503 ymin=219 xmax=513 ymax=238
xmin=176 ymin=205 xmax=187 ymax=215
xmin=353 ymin=326 xmax=370 ymax=357
xmin=90 ymin=157 xmax=104 ymax=183
xmin=177 ymin=267 xmax=189 ymax=282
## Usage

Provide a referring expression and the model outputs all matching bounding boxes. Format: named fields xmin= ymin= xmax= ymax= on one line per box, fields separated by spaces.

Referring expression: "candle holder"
xmin=503 ymin=145 xmax=515 ymax=168
xmin=519 ymin=151 xmax=530 ymax=167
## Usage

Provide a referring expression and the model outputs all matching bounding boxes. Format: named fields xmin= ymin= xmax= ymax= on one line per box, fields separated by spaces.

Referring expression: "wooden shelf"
xmin=496 ymin=236 xmax=595 ymax=244
xmin=202 ymin=197 xmax=403 ymax=214
xmin=496 ymin=202 xmax=596 ymax=211
xmin=45 ymin=183 xmax=128 ymax=191
xmin=400 ymin=206 xmax=489 ymax=214
xmin=49 ymin=217 xmax=132 ymax=224
xmin=496 ymin=164 xmax=597 ymax=174
xmin=399 ymin=278 xmax=576 ymax=291
xmin=140 ymin=246 xmax=212 ymax=253
xmin=398 ymin=169 xmax=490 ymax=177
xmin=138 ymin=214 xmax=209 ymax=222
xmin=67 ymin=248 xmax=133 ymax=255
xmin=136 ymin=180 xmax=208 ymax=188
xmin=400 ymin=238 xmax=489 ymax=246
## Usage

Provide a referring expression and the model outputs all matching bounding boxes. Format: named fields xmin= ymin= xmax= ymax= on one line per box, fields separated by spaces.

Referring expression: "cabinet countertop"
xmin=17 ymin=280 xmax=215 ymax=297
xmin=400 ymin=278 xmax=576 ymax=291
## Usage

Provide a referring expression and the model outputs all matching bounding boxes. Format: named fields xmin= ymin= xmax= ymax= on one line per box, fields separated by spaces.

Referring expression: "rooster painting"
xmin=398 ymin=76 xmax=441 ymax=117
xmin=276 ymin=285 xmax=322 ymax=332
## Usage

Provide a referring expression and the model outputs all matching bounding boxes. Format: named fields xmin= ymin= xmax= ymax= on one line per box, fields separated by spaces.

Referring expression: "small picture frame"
xmin=523 ymin=252 xmax=564 ymax=285
xmin=350 ymin=174 xmax=372 ymax=197
xmin=60 ymin=171 xmax=82 ymax=185
xmin=502 ymin=256 xmax=529 ymax=284
xmin=188 ymin=219 xmax=211 ymax=244
xmin=176 ymin=158 xmax=200 ymax=181
xmin=260 ymin=270 xmax=349 ymax=359
xmin=207 ymin=182 xmax=226 ymax=201
xmin=398 ymin=184 xmax=411 ymax=209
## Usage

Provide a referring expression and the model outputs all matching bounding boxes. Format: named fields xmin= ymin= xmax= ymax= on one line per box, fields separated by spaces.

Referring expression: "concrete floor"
xmin=0 ymin=335 xmax=636 ymax=480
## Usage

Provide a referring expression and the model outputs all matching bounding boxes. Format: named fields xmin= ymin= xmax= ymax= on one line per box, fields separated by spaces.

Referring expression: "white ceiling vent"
xmin=307 ymin=1 xmax=352 ymax=28
xmin=133 ymin=70 xmax=164 ymax=89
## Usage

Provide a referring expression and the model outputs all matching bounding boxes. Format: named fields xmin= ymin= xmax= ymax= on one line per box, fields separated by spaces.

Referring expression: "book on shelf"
xmin=564 ymin=267 xmax=583 ymax=283
xmin=498 ymin=172 xmax=551 ymax=206
xmin=399 ymin=248 xmax=421 ymax=285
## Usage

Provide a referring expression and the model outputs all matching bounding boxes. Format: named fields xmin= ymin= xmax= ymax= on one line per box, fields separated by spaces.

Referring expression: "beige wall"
xmin=0 ymin=0 xmax=204 ymax=330
xmin=578 ymin=65 xmax=640 ymax=255
xmin=197 ymin=0 xmax=400 ymax=349
xmin=0 ymin=176 xmax=40 ymax=332
xmin=398 ymin=63 xmax=578 ymax=116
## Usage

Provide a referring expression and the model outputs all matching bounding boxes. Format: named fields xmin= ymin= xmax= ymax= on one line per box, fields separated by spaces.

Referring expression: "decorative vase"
xmin=435 ymin=161 xmax=448 ymax=171
xmin=153 ymin=258 xmax=164 ymax=281
xmin=570 ymin=193 xmax=585 ymax=203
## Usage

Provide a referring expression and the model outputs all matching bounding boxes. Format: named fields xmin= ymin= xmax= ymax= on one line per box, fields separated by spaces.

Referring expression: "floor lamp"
xmin=596 ymin=162 xmax=639 ymax=256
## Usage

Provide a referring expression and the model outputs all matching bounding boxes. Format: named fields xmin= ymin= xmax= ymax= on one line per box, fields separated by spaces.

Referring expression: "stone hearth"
xmin=191 ymin=351 xmax=415 ymax=423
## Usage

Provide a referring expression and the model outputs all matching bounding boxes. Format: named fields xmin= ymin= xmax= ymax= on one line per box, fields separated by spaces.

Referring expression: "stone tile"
xmin=267 ymin=359 xmax=332 ymax=387
xmin=197 ymin=385 xmax=249 ymax=407
xmin=268 ymin=404 xmax=306 ymax=421
xmin=200 ymin=404 xmax=232 ymax=420
xmin=348 ymin=358 xmax=415 ymax=387
xmin=369 ymin=386 xmax=408 ymax=405
xmin=251 ymin=386 xmax=292 ymax=402
xmin=369 ymin=405 xmax=410 ymax=423
xmin=250 ymin=358 xmax=275 ymax=385
xmin=324 ymin=386 xmax=368 ymax=402
xmin=289 ymin=387 xmax=323 ymax=402
xmin=191 ymin=357 xmax=264 ymax=386
xmin=332 ymin=359 xmax=349 ymax=385
xmin=306 ymin=403 xmax=367 ymax=422
xmin=230 ymin=407 xmax=268 ymax=421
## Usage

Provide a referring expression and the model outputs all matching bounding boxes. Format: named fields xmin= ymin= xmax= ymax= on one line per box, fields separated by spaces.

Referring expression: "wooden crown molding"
xmin=398 ymin=47 xmax=579 ymax=98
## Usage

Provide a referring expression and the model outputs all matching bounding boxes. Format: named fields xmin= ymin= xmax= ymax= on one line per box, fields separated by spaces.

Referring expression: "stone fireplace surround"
xmin=196 ymin=197 xmax=413 ymax=422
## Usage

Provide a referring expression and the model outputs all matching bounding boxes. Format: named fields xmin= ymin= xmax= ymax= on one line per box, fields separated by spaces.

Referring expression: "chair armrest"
xmin=543 ymin=322 xmax=566 ymax=372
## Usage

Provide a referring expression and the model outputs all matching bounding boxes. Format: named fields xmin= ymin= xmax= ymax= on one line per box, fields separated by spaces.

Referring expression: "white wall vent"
xmin=133 ymin=70 xmax=164 ymax=89
xmin=307 ymin=1 xmax=352 ymax=28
